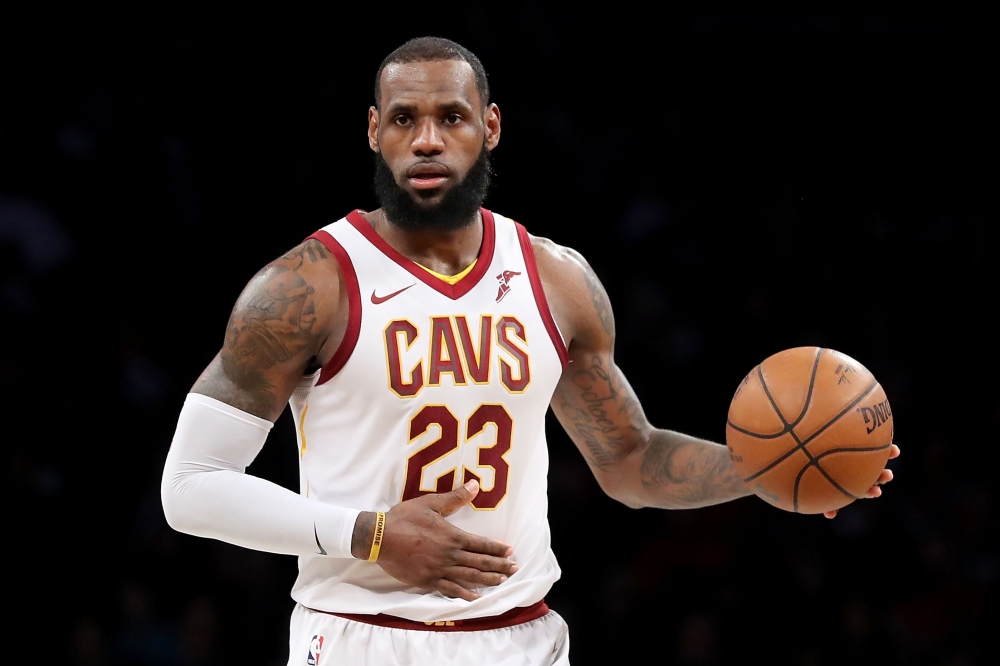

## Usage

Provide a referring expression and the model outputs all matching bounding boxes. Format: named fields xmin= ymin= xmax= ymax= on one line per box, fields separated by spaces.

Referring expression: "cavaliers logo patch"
xmin=306 ymin=634 xmax=324 ymax=665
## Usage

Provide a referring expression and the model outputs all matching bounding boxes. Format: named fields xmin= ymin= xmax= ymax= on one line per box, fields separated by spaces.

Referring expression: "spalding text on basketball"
xmin=858 ymin=400 xmax=892 ymax=434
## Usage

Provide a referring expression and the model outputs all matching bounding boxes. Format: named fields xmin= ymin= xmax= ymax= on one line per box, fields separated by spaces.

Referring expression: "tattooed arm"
xmin=191 ymin=238 xmax=346 ymax=420
xmin=532 ymin=235 xmax=752 ymax=510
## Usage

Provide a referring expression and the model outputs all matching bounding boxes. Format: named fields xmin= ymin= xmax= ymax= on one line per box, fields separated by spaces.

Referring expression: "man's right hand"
xmin=350 ymin=480 xmax=517 ymax=601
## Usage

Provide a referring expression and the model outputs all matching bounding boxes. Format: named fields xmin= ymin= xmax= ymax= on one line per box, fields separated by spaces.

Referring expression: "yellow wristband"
xmin=368 ymin=511 xmax=386 ymax=562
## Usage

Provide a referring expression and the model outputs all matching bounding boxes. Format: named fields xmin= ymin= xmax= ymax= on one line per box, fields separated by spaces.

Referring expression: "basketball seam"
xmin=812 ymin=443 xmax=893 ymax=459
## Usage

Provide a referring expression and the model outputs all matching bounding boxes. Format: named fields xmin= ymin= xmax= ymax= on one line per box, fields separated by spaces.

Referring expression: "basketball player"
xmin=160 ymin=37 xmax=899 ymax=665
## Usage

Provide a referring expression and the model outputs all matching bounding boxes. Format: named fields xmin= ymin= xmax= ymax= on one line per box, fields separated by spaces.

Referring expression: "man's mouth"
xmin=406 ymin=163 xmax=450 ymax=190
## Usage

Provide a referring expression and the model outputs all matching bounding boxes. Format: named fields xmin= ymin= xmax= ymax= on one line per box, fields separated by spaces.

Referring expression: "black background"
xmin=2 ymin=6 xmax=996 ymax=665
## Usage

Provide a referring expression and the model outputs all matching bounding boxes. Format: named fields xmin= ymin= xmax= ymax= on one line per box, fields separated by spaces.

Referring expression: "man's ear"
xmin=368 ymin=107 xmax=380 ymax=152
xmin=484 ymin=103 xmax=501 ymax=151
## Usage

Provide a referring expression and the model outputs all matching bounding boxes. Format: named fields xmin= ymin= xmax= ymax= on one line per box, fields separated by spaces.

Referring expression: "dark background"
xmin=2 ymin=6 xmax=996 ymax=665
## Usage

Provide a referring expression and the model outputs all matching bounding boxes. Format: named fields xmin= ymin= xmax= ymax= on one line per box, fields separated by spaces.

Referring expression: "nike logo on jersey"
xmin=314 ymin=523 xmax=327 ymax=556
xmin=371 ymin=284 xmax=415 ymax=304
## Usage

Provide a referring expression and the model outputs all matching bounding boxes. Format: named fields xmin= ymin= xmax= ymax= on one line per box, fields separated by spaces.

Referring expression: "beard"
xmin=373 ymin=147 xmax=492 ymax=232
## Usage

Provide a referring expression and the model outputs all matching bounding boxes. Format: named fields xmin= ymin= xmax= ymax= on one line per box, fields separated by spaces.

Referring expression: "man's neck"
xmin=364 ymin=208 xmax=483 ymax=277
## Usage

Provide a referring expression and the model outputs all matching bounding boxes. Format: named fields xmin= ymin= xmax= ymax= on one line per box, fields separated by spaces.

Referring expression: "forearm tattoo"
xmin=556 ymin=354 xmax=644 ymax=470
xmin=639 ymin=432 xmax=748 ymax=507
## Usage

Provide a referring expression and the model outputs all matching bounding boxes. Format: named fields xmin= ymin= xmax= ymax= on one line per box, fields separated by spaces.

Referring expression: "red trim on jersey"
xmin=515 ymin=223 xmax=569 ymax=368
xmin=306 ymin=230 xmax=362 ymax=386
xmin=322 ymin=600 xmax=549 ymax=633
xmin=345 ymin=209 xmax=496 ymax=300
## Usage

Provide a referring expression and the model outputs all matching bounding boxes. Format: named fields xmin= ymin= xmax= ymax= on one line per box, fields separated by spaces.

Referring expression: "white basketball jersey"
xmin=287 ymin=209 xmax=568 ymax=622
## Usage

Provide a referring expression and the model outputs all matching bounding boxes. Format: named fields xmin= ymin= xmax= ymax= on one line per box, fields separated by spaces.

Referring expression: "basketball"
xmin=725 ymin=347 xmax=894 ymax=514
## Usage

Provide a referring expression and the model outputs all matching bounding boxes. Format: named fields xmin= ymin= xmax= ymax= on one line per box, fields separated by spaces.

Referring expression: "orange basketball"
xmin=725 ymin=347 xmax=894 ymax=514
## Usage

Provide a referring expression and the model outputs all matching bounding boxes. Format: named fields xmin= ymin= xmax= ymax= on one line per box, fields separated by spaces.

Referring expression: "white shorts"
xmin=287 ymin=601 xmax=570 ymax=666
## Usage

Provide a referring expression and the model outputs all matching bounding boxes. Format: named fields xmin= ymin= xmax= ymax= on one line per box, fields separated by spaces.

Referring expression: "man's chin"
xmin=407 ymin=187 xmax=448 ymax=207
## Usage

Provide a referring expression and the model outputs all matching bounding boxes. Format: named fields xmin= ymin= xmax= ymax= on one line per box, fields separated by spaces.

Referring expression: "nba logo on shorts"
xmin=306 ymin=635 xmax=323 ymax=665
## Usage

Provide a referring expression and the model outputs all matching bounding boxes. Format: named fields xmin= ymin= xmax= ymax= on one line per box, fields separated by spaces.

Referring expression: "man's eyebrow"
xmin=383 ymin=100 xmax=475 ymax=115
xmin=436 ymin=100 xmax=474 ymax=114
xmin=384 ymin=102 xmax=418 ymax=115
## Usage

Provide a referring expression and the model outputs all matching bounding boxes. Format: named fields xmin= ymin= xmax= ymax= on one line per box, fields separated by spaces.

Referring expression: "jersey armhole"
xmin=515 ymin=223 xmax=569 ymax=368
xmin=306 ymin=230 xmax=362 ymax=385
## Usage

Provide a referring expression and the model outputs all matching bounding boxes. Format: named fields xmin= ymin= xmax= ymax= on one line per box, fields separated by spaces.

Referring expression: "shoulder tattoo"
xmin=210 ymin=240 xmax=329 ymax=413
xmin=581 ymin=260 xmax=615 ymax=338
xmin=281 ymin=238 xmax=329 ymax=265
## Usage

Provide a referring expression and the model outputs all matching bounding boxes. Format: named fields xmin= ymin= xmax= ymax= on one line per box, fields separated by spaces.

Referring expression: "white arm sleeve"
xmin=160 ymin=393 xmax=360 ymax=559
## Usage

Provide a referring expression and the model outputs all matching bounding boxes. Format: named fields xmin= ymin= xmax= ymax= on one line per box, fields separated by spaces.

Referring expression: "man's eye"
xmin=444 ymin=114 xmax=462 ymax=125
xmin=393 ymin=116 xmax=411 ymax=126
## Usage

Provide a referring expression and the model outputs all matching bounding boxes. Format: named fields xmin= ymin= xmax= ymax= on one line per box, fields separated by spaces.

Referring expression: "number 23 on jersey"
xmin=402 ymin=404 xmax=513 ymax=509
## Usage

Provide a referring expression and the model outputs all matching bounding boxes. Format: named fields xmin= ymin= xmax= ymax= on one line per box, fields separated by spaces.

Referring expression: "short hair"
xmin=374 ymin=36 xmax=490 ymax=110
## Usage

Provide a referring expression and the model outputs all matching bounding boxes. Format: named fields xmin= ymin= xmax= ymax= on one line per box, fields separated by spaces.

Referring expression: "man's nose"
xmin=411 ymin=118 xmax=445 ymax=155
